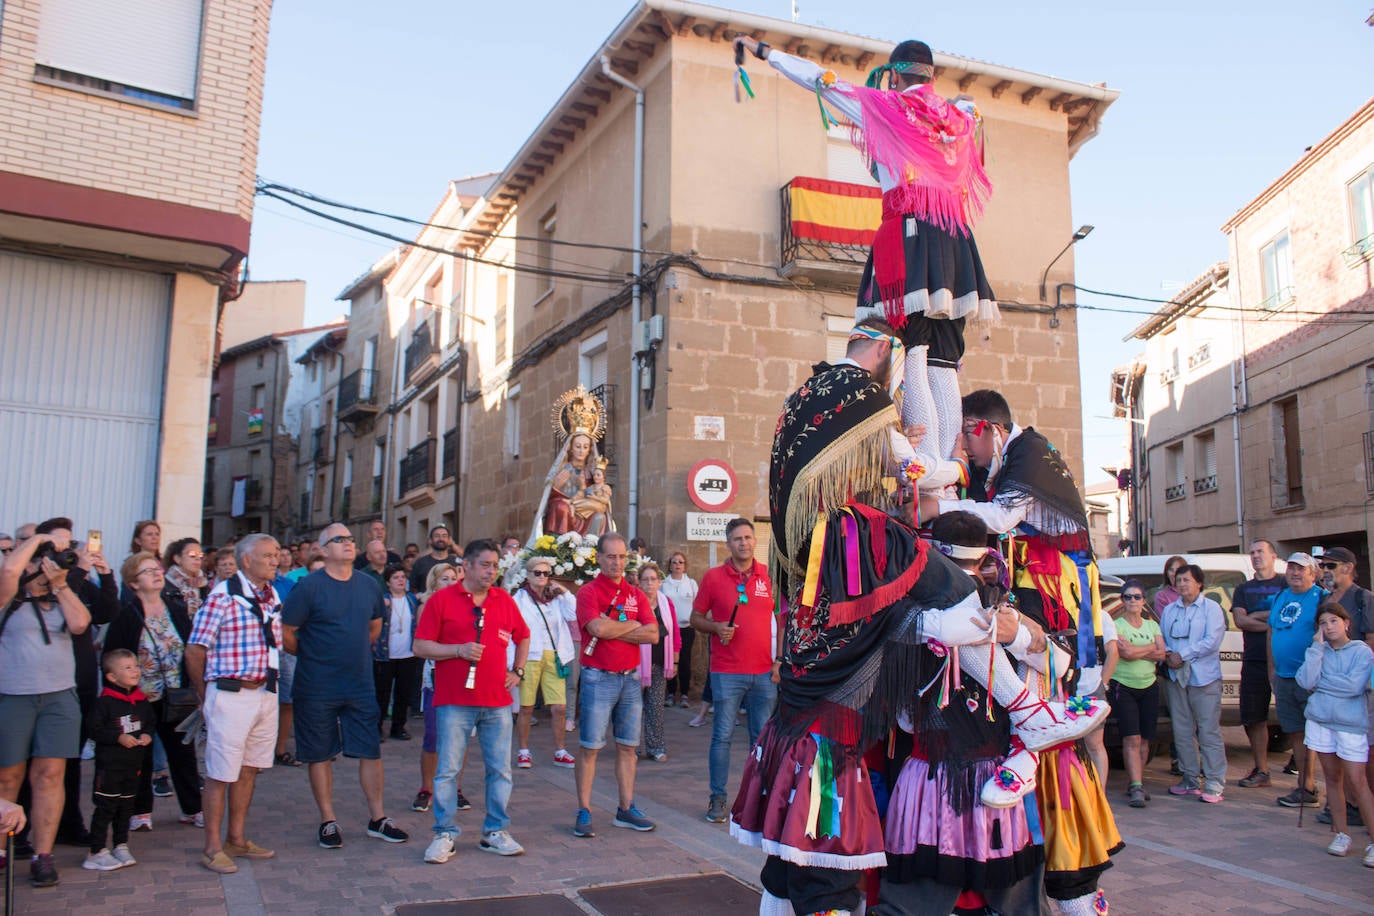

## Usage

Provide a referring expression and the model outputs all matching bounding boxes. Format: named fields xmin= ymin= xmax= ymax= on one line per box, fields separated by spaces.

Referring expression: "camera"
xmin=36 ymin=542 xmax=80 ymax=570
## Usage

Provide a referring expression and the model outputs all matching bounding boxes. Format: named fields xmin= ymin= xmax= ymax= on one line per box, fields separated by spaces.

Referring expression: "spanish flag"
xmin=787 ymin=177 xmax=882 ymax=247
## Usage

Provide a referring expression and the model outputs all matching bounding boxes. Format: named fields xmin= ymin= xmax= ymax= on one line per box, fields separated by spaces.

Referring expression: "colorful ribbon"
xmin=801 ymin=515 xmax=828 ymax=610
xmin=843 ymin=511 xmax=861 ymax=598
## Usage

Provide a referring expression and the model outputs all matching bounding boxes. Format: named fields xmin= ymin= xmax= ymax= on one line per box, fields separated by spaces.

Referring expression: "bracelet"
xmin=754 ymin=41 xmax=770 ymax=60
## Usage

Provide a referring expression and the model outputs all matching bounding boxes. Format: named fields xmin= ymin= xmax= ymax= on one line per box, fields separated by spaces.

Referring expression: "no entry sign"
xmin=687 ymin=459 xmax=737 ymax=511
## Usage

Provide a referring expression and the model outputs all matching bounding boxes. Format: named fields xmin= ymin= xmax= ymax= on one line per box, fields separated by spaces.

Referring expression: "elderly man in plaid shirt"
xmin=185 ymin=533 xmax=283 ymax=875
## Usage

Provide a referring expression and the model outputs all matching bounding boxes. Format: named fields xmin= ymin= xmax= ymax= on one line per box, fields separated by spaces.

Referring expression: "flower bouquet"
xmin=502 ymin=532 xmax=600 ymax=591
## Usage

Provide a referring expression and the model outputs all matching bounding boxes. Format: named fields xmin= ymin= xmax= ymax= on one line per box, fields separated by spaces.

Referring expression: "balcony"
xmin=1343 ymin=232 xmax=1374 ymax=268
xmin=442 ymin=428 xmax=458 ymax=480
xmin=399 ymin=438 xmax=437 ymax=505
xmin=340 ymin=484 xmax=352 ymax=520
xmin=338 ymin=369 xmax=380 ymax=422
xmin=404 ymin=323 xmax=439 ymax=386
xmin=1256 ymin=285 xmax=1295 ymax=318
xmin=1364 ymin=431 xmax=1374 ymax=494
xmin=1164 ymin=483 xmax=1186 ymax=502
xmin=311 ymin=426 xmax=330 ymax=464
xmin=370 ymin=474 xmax=383 ymax=513
xmin=779 ymin=177 xmax=879 ymax=288
xmin=1192 ymin=474 xmax=1218 ymax=495
xmin=244 ymin=477 xmax=264 ymax=506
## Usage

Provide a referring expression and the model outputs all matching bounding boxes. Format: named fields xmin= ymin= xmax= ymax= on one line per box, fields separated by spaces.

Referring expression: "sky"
xmin=248 ymin=0 xmax=1374 ymax=486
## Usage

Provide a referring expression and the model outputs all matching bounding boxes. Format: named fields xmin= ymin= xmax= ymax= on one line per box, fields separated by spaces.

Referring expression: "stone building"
xmin=1118 ymin=99 xmax=1374 ymax=573
xmin=0 ymin=0 xmax=272 ymax=543
xmin=387 ymin=2 xmax=1117 ymax=565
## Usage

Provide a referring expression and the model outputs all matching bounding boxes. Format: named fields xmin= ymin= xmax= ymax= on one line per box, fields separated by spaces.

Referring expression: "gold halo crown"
xmin=594 ymin=457 xmax=610 ymax=471
xmin=550 ymin=385 xmax=607 ymax=442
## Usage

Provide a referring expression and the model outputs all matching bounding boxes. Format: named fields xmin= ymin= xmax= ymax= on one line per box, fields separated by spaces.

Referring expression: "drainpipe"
xmin=1226 ymin=232 xmax=1248 ymax=549
xmin=600 ymin=54 xmax=644 ymax=540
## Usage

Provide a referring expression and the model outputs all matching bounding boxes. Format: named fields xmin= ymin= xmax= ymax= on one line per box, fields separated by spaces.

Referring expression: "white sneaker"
xmin=179 ymin=811 xmax=205 ymax=828
xmin=83 ymin=849 xmax=123 ymax=871
xmin=111 ymin=843 xmax=137 ymax=867
xmin=1328 ymin=832 xmax=1352 ymax=857
xmin=1363 ymin=844 xmax=1374 ymax=868
xmin=1005 ymin=690 xmax=1109 ymax=752
xmin=479 ymin=829 xmax=525 ymax=856
xmin=81 ymin=739 xmax=95 ymax=761
xmin=129 ymin=813 xmax=153 ymax=832
xmin=424 ymin=833 xmax=457 ymax=864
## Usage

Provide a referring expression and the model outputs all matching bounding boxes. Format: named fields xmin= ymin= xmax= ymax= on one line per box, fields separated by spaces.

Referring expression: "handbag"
xmin=531 ymin=590 xmax=572 ymax=678
xmin=144 ymin=620 xmax=199 ymax=726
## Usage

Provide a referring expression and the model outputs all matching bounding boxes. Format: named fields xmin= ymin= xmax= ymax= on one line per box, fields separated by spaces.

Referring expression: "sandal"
xmin=274 ymin=752 xmax=302 ymax=768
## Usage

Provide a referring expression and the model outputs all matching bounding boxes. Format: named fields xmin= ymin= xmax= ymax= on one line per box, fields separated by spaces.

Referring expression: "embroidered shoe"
xmin=1004 ymin=690 xmax=1109 ymax=752
xmin=981 ymin=740 xmax=1039 ymax=809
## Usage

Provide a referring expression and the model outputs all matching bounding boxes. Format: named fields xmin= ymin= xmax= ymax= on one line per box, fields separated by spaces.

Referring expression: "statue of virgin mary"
xmin=529 ymin=386 xmax=615 ymax=541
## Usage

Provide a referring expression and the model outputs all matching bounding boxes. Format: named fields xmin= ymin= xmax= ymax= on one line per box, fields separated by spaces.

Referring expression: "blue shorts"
xmin=293 ymin=694 xmax=380 ymax=763
xmin=578 ymin=667 xmax=642 ymax=751
xmin=277 ymin=653 xmax=297 ymax=705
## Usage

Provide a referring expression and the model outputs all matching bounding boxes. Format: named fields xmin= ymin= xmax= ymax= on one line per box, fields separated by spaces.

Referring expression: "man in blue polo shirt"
xmin=1267 ymin=552 xmax=1327 ymax=809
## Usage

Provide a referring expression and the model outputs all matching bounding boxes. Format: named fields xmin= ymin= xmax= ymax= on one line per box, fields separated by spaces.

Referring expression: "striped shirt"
xmin=188 ymin=572 xmax=282 ymax=682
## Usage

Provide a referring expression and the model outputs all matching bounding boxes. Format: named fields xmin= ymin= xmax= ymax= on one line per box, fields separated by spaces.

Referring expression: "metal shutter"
xmin=0 ymin=252 xmax=171 ymax=543
xmin=35 ymin=0 xmax=204 ymax=100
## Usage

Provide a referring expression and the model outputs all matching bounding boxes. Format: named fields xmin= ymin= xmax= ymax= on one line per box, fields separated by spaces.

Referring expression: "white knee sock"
xmin=927 ymin=365 xmax=961 ymax=461
xmin=759 ymin=891 xmax=797 ymax=916
xmin=901 ymin=345 xmax=938 ymax=444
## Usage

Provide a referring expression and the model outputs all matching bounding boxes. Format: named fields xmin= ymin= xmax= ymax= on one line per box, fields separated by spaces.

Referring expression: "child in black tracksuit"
xmin=83 ymin=648 xmax=154 ymax=871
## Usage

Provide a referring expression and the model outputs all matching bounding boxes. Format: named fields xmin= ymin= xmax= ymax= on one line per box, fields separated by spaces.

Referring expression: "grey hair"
xmin=235 ymin=533 xmax=278 ymax=568
xmin=317 ymin=523 xmax=348 ymax=547
xmin=0 ymin=533 xmax=11 ymax=541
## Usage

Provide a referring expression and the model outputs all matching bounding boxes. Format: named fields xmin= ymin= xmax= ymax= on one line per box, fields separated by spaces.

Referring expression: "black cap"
xmin=1324 ymin=547 xmax=1358 ymax=565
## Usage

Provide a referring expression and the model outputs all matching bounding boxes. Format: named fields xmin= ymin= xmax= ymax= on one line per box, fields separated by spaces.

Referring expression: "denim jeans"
xmin=578 ymin=667 xmax=642 ymax=750
xmin=709 ymin=671 xmax=777 ymax=799
xmin=433 ymin=704 xmax=512 ymax=836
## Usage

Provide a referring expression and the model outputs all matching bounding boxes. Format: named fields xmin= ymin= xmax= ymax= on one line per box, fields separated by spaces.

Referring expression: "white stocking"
xmin=759 ymin=891 xmax=796 ymax=916
xmin=920 ymin=597 xmax=1033 ymax=713
xmin=928 ymin=365 xmax=962 ymax=461
xmin=901 ymin=344 xmax=938 ymax=445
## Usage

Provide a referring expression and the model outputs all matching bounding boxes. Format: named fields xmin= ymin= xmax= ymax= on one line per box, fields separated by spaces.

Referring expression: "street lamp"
xmin=1038 ymin=225 xmax=1094 ymax=303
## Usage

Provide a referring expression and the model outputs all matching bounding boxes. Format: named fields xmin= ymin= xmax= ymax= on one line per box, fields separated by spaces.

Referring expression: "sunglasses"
xmin=325 ymin=535 xmax=355 ymax=545
xmin=1122 ymin=593 xmax=1144 ymax=601
xmin=0 ymin=547 xmax=13 ymax=554
xmin=1318 ymin=561 xmax=1342 ymax=570
xmin=527 ymin=570 xmax=550 ymax=578
xmin=736 ymin=583 xmax=748 ymax=605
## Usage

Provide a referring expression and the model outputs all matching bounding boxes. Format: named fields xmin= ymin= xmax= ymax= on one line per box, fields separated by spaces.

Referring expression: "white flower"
xmin=574 ymin=556 xmax=585 ymax=567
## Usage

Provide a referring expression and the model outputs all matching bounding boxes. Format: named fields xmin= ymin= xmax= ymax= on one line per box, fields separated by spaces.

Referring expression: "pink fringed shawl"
xmin=838 ymin=83 xmax=991 ymax=235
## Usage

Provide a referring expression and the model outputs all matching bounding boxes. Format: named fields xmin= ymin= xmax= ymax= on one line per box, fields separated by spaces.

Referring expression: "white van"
xmin=1096 ymin=553 xmax=1258 ymax=729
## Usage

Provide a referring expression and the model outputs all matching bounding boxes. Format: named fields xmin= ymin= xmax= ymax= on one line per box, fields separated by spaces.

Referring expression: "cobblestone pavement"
xmin=8 ymin=713 xmax=1374 ymax=914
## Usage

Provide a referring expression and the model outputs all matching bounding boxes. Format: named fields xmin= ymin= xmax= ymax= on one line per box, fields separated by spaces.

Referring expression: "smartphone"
xmin=87 ymin=530 xmax=102 ymax=555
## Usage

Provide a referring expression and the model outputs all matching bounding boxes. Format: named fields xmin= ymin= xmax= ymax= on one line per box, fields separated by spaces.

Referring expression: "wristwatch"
xmin=512 ymin=667 xmax=526 ymax=680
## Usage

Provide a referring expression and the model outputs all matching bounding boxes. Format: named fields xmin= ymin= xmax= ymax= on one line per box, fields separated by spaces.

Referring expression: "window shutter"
xmin=826 ymin=127 xmax=875 ymax=187
xmin=825 ymin=315 xmax=850 ymax=363
xmin=37 ymin=0 xmax=205 ymax=101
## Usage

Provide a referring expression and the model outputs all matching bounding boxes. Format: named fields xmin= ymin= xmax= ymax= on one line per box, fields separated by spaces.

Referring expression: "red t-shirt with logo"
xmin=576 ymin=574 xmax=655 ymax=672
xmin=415 ymin=583 xmax=530 ymax=708
xmin=694 ymin=560 xmax=776 ymax=675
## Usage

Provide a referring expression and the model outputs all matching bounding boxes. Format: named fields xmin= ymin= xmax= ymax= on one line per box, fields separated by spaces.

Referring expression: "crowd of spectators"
xmin=4 ymin=514 xmax=1373 ymax=894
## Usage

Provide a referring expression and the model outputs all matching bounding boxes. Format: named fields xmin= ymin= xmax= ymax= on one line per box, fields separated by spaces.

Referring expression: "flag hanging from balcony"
xmin=247 ymin=408 xmax=264 ymax=435
xmin=231 ymin=476 xmax=247 ymax=518
xmin=787 ymin=177 xmax=882 ymax=247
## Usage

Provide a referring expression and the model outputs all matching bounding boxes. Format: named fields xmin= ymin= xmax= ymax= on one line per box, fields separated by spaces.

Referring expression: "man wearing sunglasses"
xmin=691 ymin=518 xmax=779 ymax=826
xmin=282 ymin=524 xmax=407 ymax=850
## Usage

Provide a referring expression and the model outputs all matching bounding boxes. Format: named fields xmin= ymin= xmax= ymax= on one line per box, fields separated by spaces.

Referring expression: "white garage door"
xmin=0 ymin=251 xmax=171 ymax=546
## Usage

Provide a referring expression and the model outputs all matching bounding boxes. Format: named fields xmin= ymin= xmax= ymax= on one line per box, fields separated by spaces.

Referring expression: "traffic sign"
xmin=687 ymin=459 xmax=737 ymax=511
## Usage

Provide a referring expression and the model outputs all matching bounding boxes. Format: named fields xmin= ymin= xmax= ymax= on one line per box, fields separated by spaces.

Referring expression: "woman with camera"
xmin=104 ymin=551 xmax=203 ymax=830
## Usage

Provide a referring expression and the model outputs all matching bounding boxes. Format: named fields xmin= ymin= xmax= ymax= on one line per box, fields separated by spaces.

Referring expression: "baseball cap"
xmin=1285 ymin=552 xmax=1315 ymax=570
xmin=1323 ymin=547 xmax=1357 ymax=565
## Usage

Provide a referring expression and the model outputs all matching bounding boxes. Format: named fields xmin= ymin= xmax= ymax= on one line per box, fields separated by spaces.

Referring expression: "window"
xmin=1188 ymin=342 xmax=1211 ymax=371
xmin=505 ymin=385 xmax=522 ymax=459
xmin=34 ymin=0 xmax=204 ymax=109
xmin=536 ymin=208 xmax=557 ymax=298
xmin=1164 ymin=442 xmax=1185 ymax=501
xmin=1258 ymin=232 xmax=1293 ymax=312
xmin=251 ymin=384 xmax=265 ymax=410
xmin=1193 ymin=430 xmax=1217 ymax=494
xmin=1348 ymin=166 xmax=1374 ymax=263
xmin=309 ymin=361 xmax=318 ymax=383
xmin=826 ymin=125 xmax=874 ymax=186
xmin=424 ymin=272 xmax=443 ymax=340
xmin=825 ymin=315 xmax=851 ymax=363
xmin=495 ymin=271 xmax=510 ymax=364
xmin=579 ymin=331 xmax=608 ymax=392
xmin=1272 ymin=396 xmax=1304 ymax=508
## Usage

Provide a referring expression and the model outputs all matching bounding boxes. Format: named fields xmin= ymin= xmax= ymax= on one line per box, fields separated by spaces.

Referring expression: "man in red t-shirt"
xmin=572 ymin=532 xmax=660 ymax=838
xmin=691 ymin=518 xmax=780 ymax=824
xmin=413 ymin=539 xmax=529 ymax=863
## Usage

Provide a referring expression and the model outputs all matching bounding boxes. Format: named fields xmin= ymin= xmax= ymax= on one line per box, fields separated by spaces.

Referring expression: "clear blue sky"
xmin=249 ymin=0 xmax=1373 ymax=485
